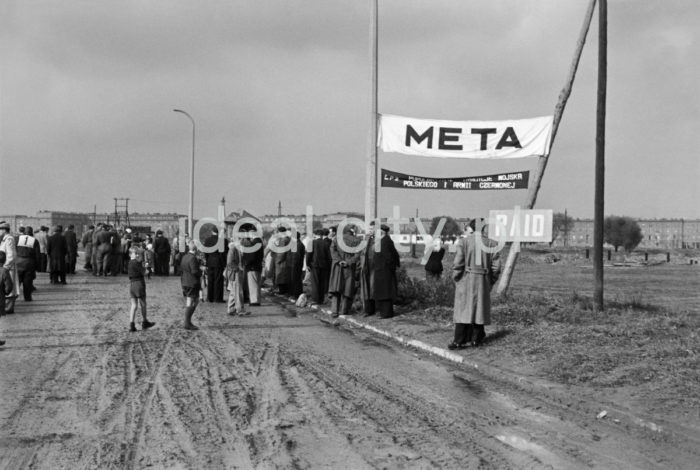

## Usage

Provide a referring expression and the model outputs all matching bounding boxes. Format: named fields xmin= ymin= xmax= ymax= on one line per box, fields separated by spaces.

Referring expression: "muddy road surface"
xmin=0 ymin=273 xmax=695 ymax=469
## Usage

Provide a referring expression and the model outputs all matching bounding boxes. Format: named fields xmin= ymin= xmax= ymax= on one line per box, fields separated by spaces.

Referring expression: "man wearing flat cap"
xmin=360 ymin=222 xmax=401 ymax=319
xmin=0 ymin=221 xmax=20 ymax=313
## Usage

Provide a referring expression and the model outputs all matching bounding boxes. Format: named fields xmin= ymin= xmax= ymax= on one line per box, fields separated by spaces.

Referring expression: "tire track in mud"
xmin=0 ymin=279 xmax=129 ymax=467
xmin=280 ymin=348 xmax=527 ymax=469
xmin=123 ymin=326 xmax=175 ymax=469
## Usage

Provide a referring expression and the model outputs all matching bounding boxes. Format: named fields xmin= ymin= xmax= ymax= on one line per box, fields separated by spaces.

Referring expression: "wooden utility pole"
xmin=496 ymin=0 xmax=598 ymax=296
xmin=364 ymin=0 xmax=379 ymax=225
xmin=593 ymin=0 xmax=607 ymax=310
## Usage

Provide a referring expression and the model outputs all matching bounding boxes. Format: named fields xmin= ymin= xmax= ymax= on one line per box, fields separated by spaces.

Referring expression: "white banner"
xmin=378 ymin=114 xmax=553 ymax=159
xmin=488 ymin=209 xmax=553 ymax=243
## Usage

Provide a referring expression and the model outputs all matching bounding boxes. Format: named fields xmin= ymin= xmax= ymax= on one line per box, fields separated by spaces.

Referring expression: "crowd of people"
xmin=1 ymin=217 xmax=501 ymax=350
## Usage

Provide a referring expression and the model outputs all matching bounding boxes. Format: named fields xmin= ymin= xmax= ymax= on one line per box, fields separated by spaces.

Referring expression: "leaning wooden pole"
xmin=364 ymin=0 xmax=379 ymax=225
xmin=593 ymin=0 xmax=607 ymax=310
xmin=496 ymin=0 xmax=598 ymax=297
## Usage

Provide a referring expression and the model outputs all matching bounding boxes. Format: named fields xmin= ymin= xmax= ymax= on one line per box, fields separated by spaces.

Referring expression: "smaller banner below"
xmin=488 ymin=209 xmax=553 ymax=243
xmin=378 ymin=114 xmax=553 ymax=159
xmin=381 ymin=169 xmax=529 ymax=190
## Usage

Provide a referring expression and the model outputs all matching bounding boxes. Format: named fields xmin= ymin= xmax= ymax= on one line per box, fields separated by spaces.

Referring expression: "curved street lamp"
xmin=173 ymin=109 xmax=195 ymax=240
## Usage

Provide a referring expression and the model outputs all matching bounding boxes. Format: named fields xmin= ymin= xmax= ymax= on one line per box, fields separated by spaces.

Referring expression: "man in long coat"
xmin=450 ymin=218 xmax=501 ymax=349
xmin=241 ymin=224 xmax=264 ymax=306
xmin=328 ymin=225 xmax=361 ymax=317
xmin=153 ymin=230 xmax=171 ymax=276
xmin=204 ymin=228 xmax=226 ymax=302
xmin=360 ymin=224 xmax=400 ymax=319
xmin=47 ymin=225 xmax=68 ymax=285
xmin=64 ymin=224 xmax=79 ymax=274
xmin=0 ymin=221 xmax=20 ymax=313
xmin=307 ymin=229 xmax=332 ymax=305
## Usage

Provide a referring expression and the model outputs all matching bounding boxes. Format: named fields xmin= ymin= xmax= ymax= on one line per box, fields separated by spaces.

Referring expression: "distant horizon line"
xmin=1 ymin=208 xmax=699 ymax=223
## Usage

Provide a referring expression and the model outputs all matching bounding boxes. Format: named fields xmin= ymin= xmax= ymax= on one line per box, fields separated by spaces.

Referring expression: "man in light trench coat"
xmin=449 ymin=218 xmax=501 ymax=349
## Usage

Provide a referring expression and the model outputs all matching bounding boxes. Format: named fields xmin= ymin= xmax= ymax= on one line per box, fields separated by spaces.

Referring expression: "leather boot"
xmin=472 ymin=324 xmax=485 ymax=347
xmin=183 ymin=306 xmax=199 ymax=330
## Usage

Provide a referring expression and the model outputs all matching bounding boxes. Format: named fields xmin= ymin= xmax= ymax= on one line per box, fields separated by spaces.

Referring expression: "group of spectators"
xmin=82 ymin=223 xmax=175 ymax=278
xmin=1 ymin=216 xmax=502 ymax=350
xmin=258 ymin=223 xmax=401 ymax=319
xmin=0 ymin=222 xmax=83 ymax=315
xmin=257 ymin=218 xmax=501 ymax=349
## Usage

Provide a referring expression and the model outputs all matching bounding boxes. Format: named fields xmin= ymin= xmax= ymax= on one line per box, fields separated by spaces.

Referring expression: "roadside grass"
xmin=396 ymin=248 xmax=700 ymax=402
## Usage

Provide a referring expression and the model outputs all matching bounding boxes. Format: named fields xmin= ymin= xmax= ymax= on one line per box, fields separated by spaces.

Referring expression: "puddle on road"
xmin=495 ymin=432 xmax=568 ymax=468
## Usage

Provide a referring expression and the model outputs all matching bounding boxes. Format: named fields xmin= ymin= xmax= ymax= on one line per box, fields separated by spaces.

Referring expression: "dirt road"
xmin=1 ymin=272 xmax=696 ymax=469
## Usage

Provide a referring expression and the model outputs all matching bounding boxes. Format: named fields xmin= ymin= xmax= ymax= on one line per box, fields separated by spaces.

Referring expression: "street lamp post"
xmin=173 ymin=109 xmax=195 ymax=240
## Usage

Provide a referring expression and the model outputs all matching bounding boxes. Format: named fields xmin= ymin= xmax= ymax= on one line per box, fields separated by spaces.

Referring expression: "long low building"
xmin=0 ymin=211 xmax=185 ymax=239
xmin=558 ymin=218 xmax=700 ymax=249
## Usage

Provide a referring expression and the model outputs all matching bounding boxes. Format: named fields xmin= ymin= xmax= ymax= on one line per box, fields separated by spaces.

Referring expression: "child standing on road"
xmin=180 ymin=240 xmax=202 ymax=330
xmin=143 ymin=243 xmax=155 ymax=279
xmin=128 ymin=247 xmax=155 ymax=333
xmin=0 ymin=252 xmax=13 ymax=346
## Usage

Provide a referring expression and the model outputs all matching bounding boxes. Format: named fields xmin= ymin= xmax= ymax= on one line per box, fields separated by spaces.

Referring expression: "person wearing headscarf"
xmin=423 ymin=236 xmax=446 ymax=281
xmin=0 ymin=222 xmax=20 ymax=313
xmin=360 ymin=223 xmax=400 ymax=319
xmin=47 ymin=225 xmax=68 ymax=285
xmin=328 ymin=224 xmax=361 ymax=317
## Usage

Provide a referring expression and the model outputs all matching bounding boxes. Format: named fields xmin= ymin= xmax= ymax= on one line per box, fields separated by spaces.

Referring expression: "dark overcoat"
xmin=328 ymin=233 xmax=361 ymax=298
xmin=360 ymin=234 xmax=400 ymax=302
xmin=47 ymin=232 xmax=68 ymax=273
xmin=64 ymin=229 xmax=78 ymax=256
xmin=290 ymin=238 xmax=306 ymax=297
xmin=307 ymin=237 xmax=331 ymax=270
xmin=273 ymin=235 xmax=292 ymax=285
xmin=452 ymin=234 xmax=501 ymax=325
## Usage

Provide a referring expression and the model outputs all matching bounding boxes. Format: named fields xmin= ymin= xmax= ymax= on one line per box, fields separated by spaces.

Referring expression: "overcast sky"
xmin=1 ymin=0 xmax=697 ymax=222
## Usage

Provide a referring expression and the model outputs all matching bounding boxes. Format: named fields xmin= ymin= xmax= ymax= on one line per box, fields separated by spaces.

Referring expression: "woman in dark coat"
xmin=328 ymin=225 xmax=361 ymax=317
xmin=360 ymin=224 xmax=400 ymax=318
xmin=47 ymin=225 xmax=68 ymax=285
xmin=424 ymin=237 xmax=445 ymax=280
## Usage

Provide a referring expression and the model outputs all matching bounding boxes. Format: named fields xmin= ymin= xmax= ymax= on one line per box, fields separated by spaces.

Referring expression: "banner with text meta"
xmin=378 ymin=114 xmax=553 ymax=159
